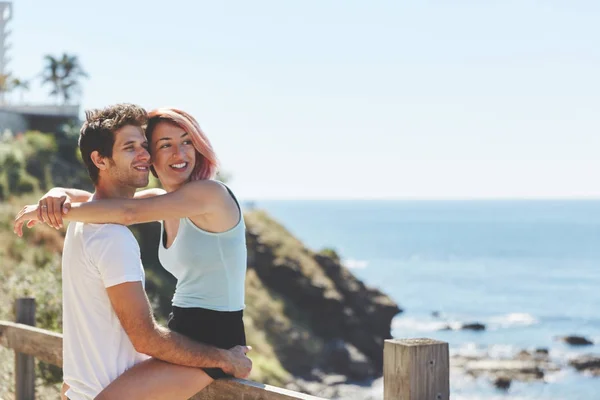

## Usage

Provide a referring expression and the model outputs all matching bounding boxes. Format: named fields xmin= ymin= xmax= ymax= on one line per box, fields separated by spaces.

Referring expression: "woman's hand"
xmin=14 ymin=204 xmax=42 ymax=237
xmin=37 ymin=189 xmax=72 ymax=229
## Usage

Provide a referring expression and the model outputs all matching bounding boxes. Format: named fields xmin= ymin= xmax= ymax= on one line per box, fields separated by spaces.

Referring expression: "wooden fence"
xmin=0 ymin=298 xmax=450 ymax=399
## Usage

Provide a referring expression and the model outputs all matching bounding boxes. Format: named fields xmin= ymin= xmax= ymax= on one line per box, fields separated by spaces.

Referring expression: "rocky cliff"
xmin=245 ymin=211 xmax=401 ymax=379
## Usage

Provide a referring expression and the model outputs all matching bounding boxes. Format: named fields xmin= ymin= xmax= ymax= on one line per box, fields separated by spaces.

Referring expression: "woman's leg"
xmin=94 ymin=358 xmax=213 ymax=400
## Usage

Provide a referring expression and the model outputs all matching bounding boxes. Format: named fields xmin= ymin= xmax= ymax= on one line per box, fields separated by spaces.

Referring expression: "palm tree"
xmin=41 ymin=55 xmax=61 ymax=103
xmin=11 ymin=78 xmax=30 ymax=104
xmin=0 ymin=73 xmax=11 ymax=104
xmin=41 ymin=53 xmax=89 ymax=104
xmin=58 ymin=53 xmax=88 ymax=103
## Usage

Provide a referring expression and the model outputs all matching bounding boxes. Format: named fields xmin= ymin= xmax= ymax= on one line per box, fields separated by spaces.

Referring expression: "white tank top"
xmin=158 ymin=186 xmax=247 ymax=311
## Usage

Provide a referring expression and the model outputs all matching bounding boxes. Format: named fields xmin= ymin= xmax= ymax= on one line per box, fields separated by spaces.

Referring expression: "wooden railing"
xmin=0 ymin=298 xmax=450 ymax=400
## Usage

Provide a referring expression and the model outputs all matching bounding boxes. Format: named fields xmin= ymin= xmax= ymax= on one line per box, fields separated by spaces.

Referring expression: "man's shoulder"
xmin=82 ymin=224 xmax=137 ymax=249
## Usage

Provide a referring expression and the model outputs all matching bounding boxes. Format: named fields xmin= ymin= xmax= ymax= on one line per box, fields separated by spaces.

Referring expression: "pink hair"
xmin=146 ymin=108 xmax=219 ymax=180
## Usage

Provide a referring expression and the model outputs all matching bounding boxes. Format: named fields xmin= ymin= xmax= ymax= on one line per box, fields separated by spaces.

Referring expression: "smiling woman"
xmin=147 ymin=120 xmax=198 ymax=191
xmin=146 ymin=108 xmax=219 ymax=190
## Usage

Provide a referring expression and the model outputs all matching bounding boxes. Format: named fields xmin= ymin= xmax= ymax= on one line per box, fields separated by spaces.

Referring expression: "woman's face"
xmin=150 ymin=121 xmax=197 ymax=190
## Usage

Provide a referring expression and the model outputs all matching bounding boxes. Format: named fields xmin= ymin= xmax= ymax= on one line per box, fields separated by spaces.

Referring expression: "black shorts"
xmin=167 ymin=306 xmax=246 ymax=379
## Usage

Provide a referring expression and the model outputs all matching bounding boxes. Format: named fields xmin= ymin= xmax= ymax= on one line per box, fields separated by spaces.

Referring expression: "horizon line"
xmin=239 ymin=196 xmax=600 ymax=202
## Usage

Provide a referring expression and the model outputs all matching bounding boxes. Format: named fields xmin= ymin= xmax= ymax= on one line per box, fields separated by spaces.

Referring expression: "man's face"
xmin=105 ymin=125 xmax=151 ymax=188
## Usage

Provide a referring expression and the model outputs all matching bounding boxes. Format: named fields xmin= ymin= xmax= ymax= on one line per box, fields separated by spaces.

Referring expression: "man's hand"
xmin=14 ymin=204 xmax=42 ymax=237
xmin=221 ymin=345 xmax=253 ymax=379
xmin=37 ymin=189 xmax=72 ymax=229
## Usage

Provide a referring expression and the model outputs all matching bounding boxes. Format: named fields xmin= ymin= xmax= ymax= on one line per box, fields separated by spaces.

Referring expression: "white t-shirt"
xmin=62 ymin=222 xmax=150 ymax=400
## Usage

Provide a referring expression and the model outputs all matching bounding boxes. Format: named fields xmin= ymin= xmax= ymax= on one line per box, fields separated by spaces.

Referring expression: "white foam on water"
xmin=393 ymin=316 xmax=460 ymax=332
xmin=486 ymin=313 xmax=539 ymax=330
xmin=544 ymin=369 xmax=569 ymax=383
xmin=486 ymin=343 xmax=520 ymax=359
xmin=393 ymin=312 xmax=539 ymax=336
xmin=450 ymin=342 xmax=486 ymax=357
xmin=342 ymin=258 xmax=369 ymax=269
xmin=452 ymin=395 xmax=539 ymax=400
xmin=451 ymin=342 xmax=548 ymax=360
xmin=548 ymin=347 xmax=587 ymax=364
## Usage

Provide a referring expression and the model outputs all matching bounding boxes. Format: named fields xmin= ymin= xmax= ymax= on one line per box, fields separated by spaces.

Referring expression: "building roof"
xmin=0 ymin=104 xmax=80 ymax=118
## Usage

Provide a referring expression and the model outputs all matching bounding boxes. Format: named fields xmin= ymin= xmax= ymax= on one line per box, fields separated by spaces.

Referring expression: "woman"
xmin=16 ymin=108 xmax=248 ymax=399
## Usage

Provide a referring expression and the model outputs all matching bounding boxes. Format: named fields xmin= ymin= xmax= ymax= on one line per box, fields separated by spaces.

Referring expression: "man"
xmin=15 ymin=104 xmax=251 ymax=399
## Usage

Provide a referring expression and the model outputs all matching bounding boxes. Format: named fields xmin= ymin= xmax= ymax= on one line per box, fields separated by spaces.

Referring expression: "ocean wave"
xmin=392 ymin=312 xmax=538 ymax=334
xmin=450 ymin=342 xmax=486 ymax=357
xmin=486 ymin=343 xmax=520 ymax=358
xmin=544 ymin=369 xmax=569 ymax=383
xmin=452 ymin=395 xmax=541 ymax=400
xmin=342 ymin=258 xmax=369 ymax=269
xmin=548 ymin=347 xmax=593 ymax=364
xmin=393 ymin=316 xmax=461 ymax=332
xmin=487 ymin=313 xmax=538 ymax=330
xmin=450 ymin=343 xmax=593 ymax=370
xmin=450 ymin=342 xmax=519 ymax=359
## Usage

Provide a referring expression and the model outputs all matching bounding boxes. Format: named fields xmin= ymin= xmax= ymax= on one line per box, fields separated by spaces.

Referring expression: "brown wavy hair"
xmin=79 ymin=103 xmax=148 ymax=184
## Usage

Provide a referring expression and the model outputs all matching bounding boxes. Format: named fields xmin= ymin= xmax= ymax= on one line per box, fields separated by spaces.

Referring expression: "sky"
xmin=5 ymin=0 xmax=600 ymax=199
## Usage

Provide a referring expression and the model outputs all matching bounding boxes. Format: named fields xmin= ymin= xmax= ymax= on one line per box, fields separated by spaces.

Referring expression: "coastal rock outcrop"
xmin=460 ymin=322 xmax=486 ymax=331
xmin=569 ymin=355 xmax=600 ymax=376
xmin=244 ymin=210 xmax=402 ymax=378
xmin=556 ymin=335 xmax=594 ymax=346
xmin=438 ymin=322 xmax=486 ymax=331
xmin=452 ymin=347 xmax=600 ymax=389
xmin=451 ymin=349 xmax=560 ymax=386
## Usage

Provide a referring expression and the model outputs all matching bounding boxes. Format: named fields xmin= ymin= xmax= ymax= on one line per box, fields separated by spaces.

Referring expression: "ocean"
xmin=254 ymin=200 xmax=600 ymax=400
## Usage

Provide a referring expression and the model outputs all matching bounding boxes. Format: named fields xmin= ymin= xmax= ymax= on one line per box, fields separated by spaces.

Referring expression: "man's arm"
xmin=106 ymin=281 xmax=251 ymax=376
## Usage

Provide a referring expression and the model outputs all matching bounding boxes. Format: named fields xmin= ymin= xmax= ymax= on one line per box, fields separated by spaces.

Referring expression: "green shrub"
xmin=38 ymin=362 xmax=62 ymax=384
xmin=16 ymin=173 xmax=39 ymax=194
xmin=22 ymin=131 xmax=58 ymax=190
xmin=0 ymin=174 xmax=7 ymax=199
xmin=319 ymin=247 xmax=341 ymax=262
xmin=0 ymin=145 xmax=26 ymax=192
xmin=23 ymin=131 xmax=58 ymax=156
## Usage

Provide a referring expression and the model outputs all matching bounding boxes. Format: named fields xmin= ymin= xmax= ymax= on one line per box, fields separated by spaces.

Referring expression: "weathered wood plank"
xmin=0 ymin=321 xmax=63 ymax=367
xmin=384 ymin=338 xmax=449 ymax=400
xmin=0 ymin=320 xmax=327 ymax=399
xmin=190 ymin=378 xmax=327 ymax=400
xmin=15 ymin=298 xmax=36 ymax=400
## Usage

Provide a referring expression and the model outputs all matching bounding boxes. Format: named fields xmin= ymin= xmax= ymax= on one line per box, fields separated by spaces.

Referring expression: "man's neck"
xmin=92 ymin=181 xmax=136 ymax=200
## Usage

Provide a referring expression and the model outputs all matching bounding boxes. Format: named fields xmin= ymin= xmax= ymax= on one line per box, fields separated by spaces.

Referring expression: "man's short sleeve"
xmin=86 ymin=225 xmax=144 ymax=288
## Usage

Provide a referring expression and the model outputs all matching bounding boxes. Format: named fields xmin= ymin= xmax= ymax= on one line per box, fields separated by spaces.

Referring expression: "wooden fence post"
xmin=384 ymin=338 xmax=449 ymax=400
xmin=15 ymin=297 xmax=36 ymax=400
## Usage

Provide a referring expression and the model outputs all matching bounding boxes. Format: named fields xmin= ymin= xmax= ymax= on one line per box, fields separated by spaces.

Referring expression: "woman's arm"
xmin=14 ymin=180 xmax=226 ymax=234
xmin=86 ymin=180 xmax=224 ymax=225
xmin=36 ymin=187 xmax=92 ymax=229
xmin=134 ymin=188 xmax=167 ymax=199
xmin=41 ymin=187 xmax=165 ymax=202
xmin=46 ymin=187 xmax=93 ymax=202
xmin=37 ymin=187 xmax=166 ymax=228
